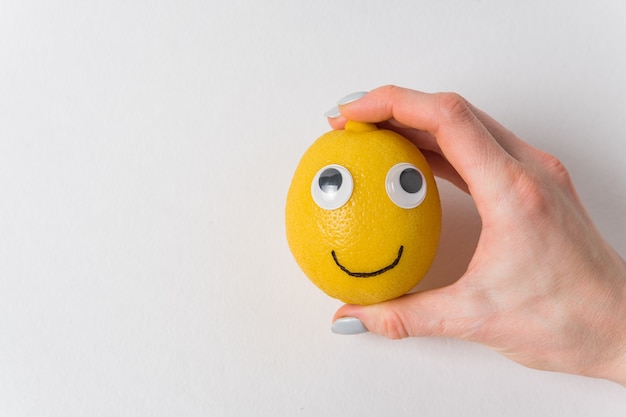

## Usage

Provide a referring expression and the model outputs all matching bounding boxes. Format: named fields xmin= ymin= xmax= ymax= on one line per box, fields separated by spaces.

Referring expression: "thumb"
xmin=332 ymin=285 xmax=478 ymax=340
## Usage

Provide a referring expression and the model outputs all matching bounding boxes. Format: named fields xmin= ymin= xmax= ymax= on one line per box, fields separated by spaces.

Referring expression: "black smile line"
xmin=331 ymin=246 xmax=404 ymax=278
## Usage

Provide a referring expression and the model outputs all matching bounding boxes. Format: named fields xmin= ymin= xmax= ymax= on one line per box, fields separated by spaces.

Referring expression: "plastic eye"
xmin=385 ymin=163 xmax=427 ymax=208
xmin=311 ymin=164 xmax=353 ymax=210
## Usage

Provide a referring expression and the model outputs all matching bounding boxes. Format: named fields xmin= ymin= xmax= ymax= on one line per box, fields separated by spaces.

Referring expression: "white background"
xmin=1 ymin=1 xmax=625 ymax=415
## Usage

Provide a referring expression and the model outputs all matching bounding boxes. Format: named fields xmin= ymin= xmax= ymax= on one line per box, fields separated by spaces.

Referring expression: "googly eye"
xmin=311 ymin=164 xmax=353 ymax=210
xmin=385 ymin=163 xmax=427 ymax=209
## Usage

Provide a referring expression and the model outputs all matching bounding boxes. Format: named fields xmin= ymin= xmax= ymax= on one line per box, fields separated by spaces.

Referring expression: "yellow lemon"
xmin=285 ymin=121 xmax=441 ymax=305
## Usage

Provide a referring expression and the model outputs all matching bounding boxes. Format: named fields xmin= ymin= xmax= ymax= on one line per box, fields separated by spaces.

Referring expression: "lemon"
xmin=285 ymin=121 xmax=441 ymax=305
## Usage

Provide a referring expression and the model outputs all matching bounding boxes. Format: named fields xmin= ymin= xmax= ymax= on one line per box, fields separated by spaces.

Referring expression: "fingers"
xmin=327 ymin=103 xmax=468 ymax=191
xmin=326 ymin=86 xmax=526 ymax=202
xmin=333 ymin=285 xmax=482 ymax=340
xmin=421 ymin=150 xmax=469 ymax=193
xmin=332 ymin=86 xmax=530 ymax=159
xmin=467 ymin=104 xmax=538 ymax=163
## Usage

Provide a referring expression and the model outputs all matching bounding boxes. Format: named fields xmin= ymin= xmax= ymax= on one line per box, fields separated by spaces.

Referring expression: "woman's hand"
xmin=327 ymin=86 xmax=626 ymax=385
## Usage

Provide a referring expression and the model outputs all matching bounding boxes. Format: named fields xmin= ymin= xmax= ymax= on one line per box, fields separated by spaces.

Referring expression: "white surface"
xmin=1 ymin=1 xmax=625 ymax=415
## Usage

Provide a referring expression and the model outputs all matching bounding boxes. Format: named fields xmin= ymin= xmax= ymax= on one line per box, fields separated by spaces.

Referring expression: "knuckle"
xmin=510 ymin=170 xmax=550 ymax=214
xmin=509 ymin=169 xmax=562 ymax=221
xmin=536 ymin=151 xmax=572 ymax=186
xmin=378 ymin=84 xmax=401 ymax=95
xmin=377 ymin=309 xmax=410 ymax=340
xmin=507 ymin=153 xmax=574 ymax=216
xmin=375 ymin=84 xmax=404 ymax=102
xmin=435 ymin=92 xmax=475 ymax=125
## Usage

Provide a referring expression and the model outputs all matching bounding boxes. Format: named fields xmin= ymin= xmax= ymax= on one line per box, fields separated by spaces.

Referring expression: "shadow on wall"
xmin=414 ymin=180 xmax=481 ymax=292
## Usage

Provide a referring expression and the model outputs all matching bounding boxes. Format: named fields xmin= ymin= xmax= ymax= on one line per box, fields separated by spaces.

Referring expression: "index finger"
xmin=336 ymin=86 xmax=519 ymax=201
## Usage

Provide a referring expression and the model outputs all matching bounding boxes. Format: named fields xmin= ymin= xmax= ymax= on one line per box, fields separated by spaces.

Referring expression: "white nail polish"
xmin=331 ymin=317 xmax=368 ymax=335
xmin=337 ymin=91 xmax=368 ymax=106
xmin=324 ymin=105 xmax=341 ymax=118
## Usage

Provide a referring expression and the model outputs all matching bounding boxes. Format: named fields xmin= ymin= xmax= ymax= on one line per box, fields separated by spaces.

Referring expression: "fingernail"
xmin=324 ymin=91 xmax=369 ymax=118
xmin=331 ymin=317 xmax=368 ymax=335
xmin=324 ymin=105 xmax=341 ymax=118
xmin=337 ymin=91 xmax=368 ymax=106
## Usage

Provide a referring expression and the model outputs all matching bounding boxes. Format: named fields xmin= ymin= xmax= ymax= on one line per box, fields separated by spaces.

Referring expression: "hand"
xmin=326 ymin=86 xmax=626 ymax=385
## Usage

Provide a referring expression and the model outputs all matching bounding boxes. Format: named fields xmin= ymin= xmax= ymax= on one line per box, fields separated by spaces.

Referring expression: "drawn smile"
xmin=331 ymin=246 xmax=404 ymax=278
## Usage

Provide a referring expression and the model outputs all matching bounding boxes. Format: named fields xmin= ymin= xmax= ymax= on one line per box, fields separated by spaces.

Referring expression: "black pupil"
xmin=319 ymin=168 xmax=342 ymax=193
xmin=399 ymin=168 xmax=422 ymax=193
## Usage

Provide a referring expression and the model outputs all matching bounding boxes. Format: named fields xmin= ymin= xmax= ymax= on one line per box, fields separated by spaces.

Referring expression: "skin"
xmin=328 ymin=85 xmax=626 ymax=386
